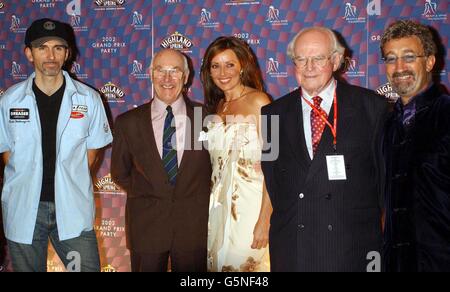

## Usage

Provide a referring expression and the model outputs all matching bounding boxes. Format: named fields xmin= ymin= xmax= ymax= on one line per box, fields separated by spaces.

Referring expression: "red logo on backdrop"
xmin=71 ymin=111 xmax=85 ymax=119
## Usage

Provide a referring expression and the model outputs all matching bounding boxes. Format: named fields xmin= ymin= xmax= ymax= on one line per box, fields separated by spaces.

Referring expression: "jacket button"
xmin=298 ymin=224 xmax=305 ymax=230
xmin=393 ymin=208 xmax=407 ymax=213
xmin=393 ymin=242 xmax=410 ymax=248
xmin=299 ymin=193 xmax=304 ymax=199
xmin=328 ymin=225 xmax=333 ymax=231
xmin=325 ymin=194 xmax=332 ymax=200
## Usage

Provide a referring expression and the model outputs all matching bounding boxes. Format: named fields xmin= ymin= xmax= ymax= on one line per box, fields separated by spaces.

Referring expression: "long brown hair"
xmin=201 ymin=36 xmax=265 ymax=114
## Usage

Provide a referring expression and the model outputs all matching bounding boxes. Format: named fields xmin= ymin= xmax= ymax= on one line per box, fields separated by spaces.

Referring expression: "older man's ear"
xmin=332 ymin=53 xmax=344 ymax=72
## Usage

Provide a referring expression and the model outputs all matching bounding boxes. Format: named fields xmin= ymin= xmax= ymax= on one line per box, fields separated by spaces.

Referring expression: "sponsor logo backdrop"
xmin=0 ymin=0 xmax=448 ymax=272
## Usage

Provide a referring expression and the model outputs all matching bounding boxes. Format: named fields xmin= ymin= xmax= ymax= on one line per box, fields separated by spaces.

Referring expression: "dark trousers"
xmin=130 ymin=249 xmax=206 ymax=272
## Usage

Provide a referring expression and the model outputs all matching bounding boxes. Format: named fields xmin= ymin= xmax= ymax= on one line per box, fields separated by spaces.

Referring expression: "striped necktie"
xmin=162 ymin=106 xmax=178 ymax=185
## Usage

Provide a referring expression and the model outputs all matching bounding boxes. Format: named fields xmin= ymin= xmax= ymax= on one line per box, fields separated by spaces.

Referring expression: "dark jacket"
xmin=261 ymin=81 xmax=388 ymax=272
xmin=111 ymin=98 xmax=212 ymax=254
xmin=383 ymin=84 xmax=450 ymax=272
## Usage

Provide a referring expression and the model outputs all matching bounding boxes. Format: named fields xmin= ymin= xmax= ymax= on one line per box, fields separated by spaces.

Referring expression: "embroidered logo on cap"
xmin=43 ymin=21 xmax=56 ymax=31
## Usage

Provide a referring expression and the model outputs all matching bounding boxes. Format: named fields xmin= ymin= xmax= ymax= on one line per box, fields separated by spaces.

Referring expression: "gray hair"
xmin=287 ymin=27 xmax=345 ymax=64
xmin=150 ymin=49 xmax=190 ymax=75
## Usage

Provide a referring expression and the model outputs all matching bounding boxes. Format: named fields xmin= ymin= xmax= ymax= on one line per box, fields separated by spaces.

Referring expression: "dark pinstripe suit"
xmin=261 ymin=81 xmax=388 ymax=272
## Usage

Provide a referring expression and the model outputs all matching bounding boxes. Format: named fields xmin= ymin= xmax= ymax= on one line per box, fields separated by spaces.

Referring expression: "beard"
xmin=390 ymin=70 xmax=417 ymax=96
xmin=41 ymin=62 xmax=61 ymax=76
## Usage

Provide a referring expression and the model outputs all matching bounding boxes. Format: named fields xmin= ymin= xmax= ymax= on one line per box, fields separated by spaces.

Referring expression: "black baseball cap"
xmin=25 ymin=18 xmax=69 ymax=48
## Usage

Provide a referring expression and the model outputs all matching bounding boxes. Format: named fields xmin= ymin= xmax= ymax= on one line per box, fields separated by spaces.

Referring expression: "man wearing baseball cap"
xmin=0 ymin=18 xmax=112 ymax=272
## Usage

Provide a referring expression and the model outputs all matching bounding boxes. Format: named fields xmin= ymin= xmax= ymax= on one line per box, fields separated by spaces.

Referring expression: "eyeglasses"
xmin=152 ymin=67 xmax=184 ymax=79
xmin=382 ymin=54 xmax=427 ymax=64
xmin=292 ymin=53 xmax=335 ymax=68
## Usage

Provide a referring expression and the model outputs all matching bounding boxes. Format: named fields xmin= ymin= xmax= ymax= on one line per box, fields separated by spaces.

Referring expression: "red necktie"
xmin=311 ymin=96 xmax=328 ymax=156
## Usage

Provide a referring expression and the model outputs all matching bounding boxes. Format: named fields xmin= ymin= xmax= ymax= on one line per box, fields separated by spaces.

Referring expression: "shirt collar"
xmin=152 ymin=95 xmax=186 ymax=117
xmin=301 ymin=78 xmax=336 ymax=110
xmin=24 ymin=70 xmax=85 ymax=99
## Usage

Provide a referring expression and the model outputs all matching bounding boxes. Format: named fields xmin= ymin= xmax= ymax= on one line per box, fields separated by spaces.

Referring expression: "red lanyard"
xmin=301 ymin=88 xmax=338 ymax=151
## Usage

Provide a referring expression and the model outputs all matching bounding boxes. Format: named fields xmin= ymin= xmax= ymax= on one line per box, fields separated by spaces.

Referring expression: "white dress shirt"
xmin=301 ymin=79 xmax=336 ymax=159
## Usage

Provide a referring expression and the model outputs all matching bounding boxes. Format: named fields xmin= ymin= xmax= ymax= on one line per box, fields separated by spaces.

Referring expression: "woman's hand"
xmin=251 ymin=218 xmax=270 ymax=249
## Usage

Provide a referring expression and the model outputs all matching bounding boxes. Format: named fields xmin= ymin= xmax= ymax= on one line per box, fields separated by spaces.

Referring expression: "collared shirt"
xmin=151 ymin=96 xmax=186 ymax=166
xmin=395 ymin=98 xmax=417 ymax=128
xmin=301 ymin=79 xmax=336 ymax=159
xmin=0 ymin=71 xmax=113 ymax=244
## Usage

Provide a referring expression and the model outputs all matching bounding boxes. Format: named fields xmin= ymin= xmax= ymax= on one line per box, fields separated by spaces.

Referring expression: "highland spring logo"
xmin=94 ymin=0 xmax=125 ymax=11
xmin=100 ymin=82 xmax=125 ymax=103
xmin=95 ymin=173 xmax=122 ymax=194
xmin=376 ymin=82 xmax=400 ymax=104
xmin=199 ymin=8 xmax=219 ymax=28
xmin=0 ymin=2 xmax=5 ymax=12
xmin=422 ymin=0 xmax=446 ymax=21
xmin=266 ymin=5 xmax=288 ymax=26
xmin=160 ymin=32 xmax=193 ymax=53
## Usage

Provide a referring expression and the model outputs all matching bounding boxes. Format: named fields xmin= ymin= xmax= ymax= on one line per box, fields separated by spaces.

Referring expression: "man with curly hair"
xmin=381 ymin=20 xmax=450 ymax=272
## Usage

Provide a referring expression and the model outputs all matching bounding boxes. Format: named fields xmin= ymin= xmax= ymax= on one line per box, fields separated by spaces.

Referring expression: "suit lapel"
xmin=138 ymin=100 xmax=168 ymax=181
xmin=285 ymin=90 xmax=311 ymax=168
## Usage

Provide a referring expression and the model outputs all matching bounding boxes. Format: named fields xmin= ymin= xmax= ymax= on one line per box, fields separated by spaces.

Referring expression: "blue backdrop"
xmin=0 ymin=0 xmax=448 ymax=272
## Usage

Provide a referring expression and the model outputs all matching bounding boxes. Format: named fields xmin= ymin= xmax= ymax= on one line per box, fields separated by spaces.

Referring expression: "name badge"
xmin=326 ymin=155 xmax=347 ymax=181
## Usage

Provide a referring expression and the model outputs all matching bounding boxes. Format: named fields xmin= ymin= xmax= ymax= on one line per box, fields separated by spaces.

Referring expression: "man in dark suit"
xmin=381 ymin=20 xmax=450 ymax=272
xmin=261 ymin=27 xmax=388 ymax=272
xmin=111 ymin=49 xmax=212 ymax=272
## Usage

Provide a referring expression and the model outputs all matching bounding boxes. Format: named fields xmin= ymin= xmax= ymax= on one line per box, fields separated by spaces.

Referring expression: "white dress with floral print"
xmin=207 ymin=122 xmax=270 ymax=272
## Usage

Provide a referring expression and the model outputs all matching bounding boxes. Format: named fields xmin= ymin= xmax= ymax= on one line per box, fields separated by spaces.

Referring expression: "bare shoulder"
xmin=247 ymin=90 xmax=272 ymax=109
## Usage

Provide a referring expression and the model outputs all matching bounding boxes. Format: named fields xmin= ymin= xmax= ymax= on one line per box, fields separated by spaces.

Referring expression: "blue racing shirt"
xmin=0 ymin=71 xmax=113 ymax=244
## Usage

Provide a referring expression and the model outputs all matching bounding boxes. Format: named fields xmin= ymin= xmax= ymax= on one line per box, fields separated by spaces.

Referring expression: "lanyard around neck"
xmin=301 ymin=86 xmax=338 ymax=151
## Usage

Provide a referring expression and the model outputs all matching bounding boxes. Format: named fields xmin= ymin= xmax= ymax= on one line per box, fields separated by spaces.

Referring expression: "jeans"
xmin=7 ymin=202 xmax=100 ymax=272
